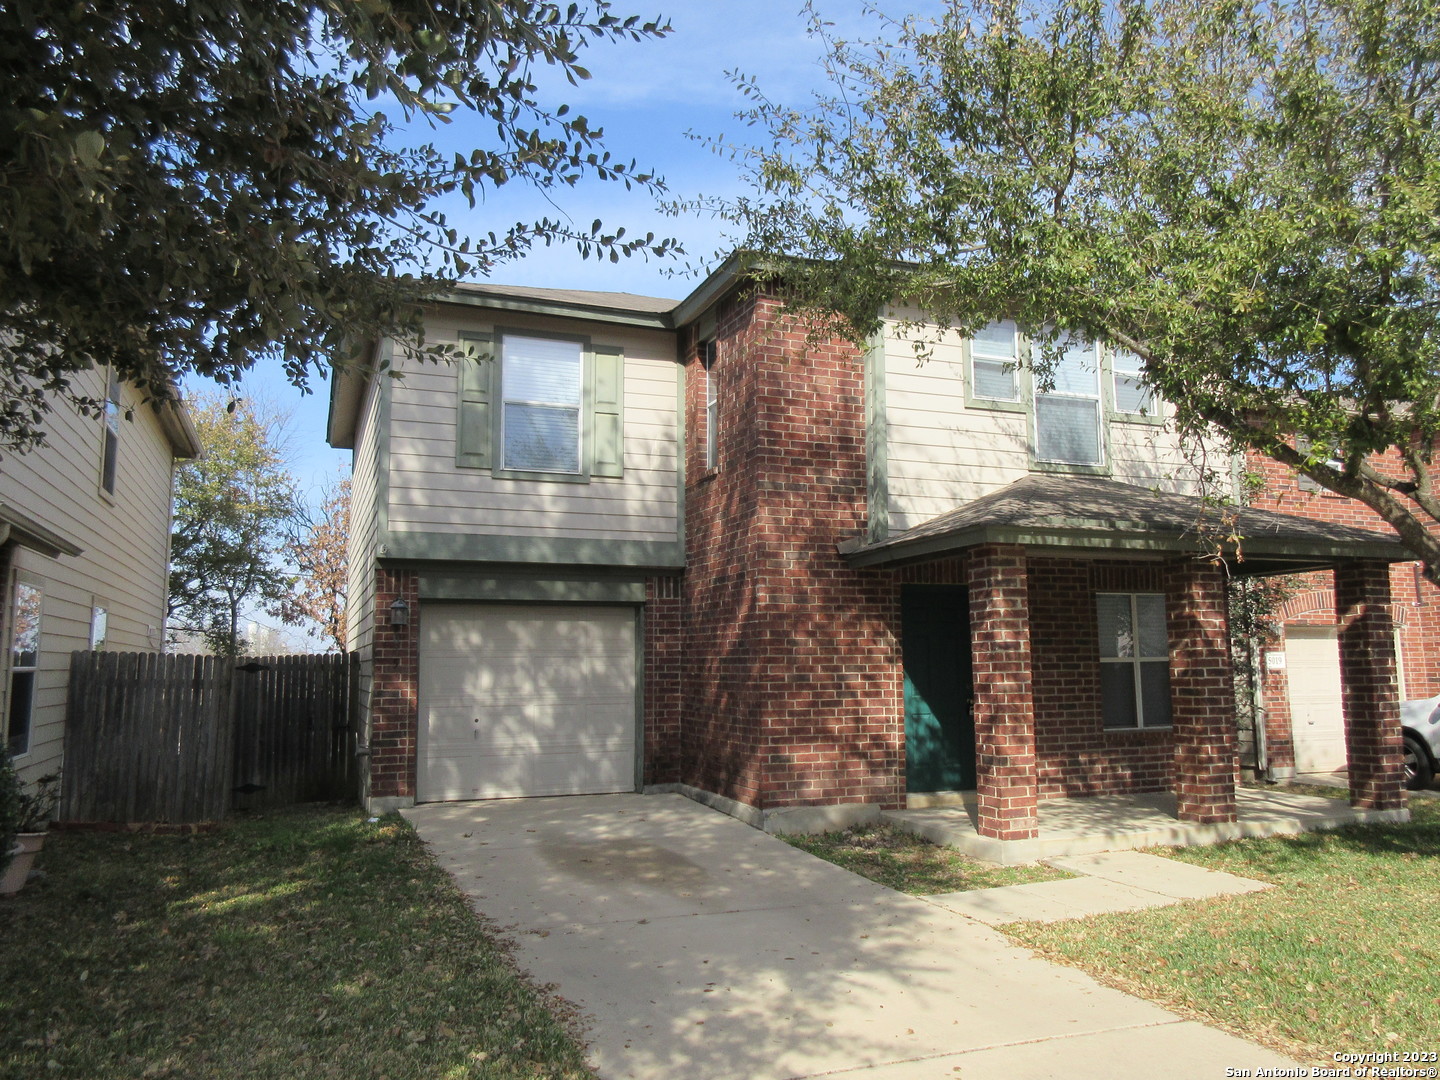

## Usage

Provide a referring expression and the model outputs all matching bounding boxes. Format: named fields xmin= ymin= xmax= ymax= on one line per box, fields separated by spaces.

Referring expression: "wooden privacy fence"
xmin=62 ymin=651 xmax=360 ymax=824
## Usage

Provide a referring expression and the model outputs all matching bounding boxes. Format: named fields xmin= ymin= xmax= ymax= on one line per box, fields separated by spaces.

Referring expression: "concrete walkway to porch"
xmin=926 ymin=848 xmax=1271 ymax=925
xmin=884 ymin=785 xmax=1410 ymax=865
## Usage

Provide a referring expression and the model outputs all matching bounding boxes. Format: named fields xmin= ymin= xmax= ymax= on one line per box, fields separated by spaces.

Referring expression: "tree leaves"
xmin=711 ymin=0 xmax=1440 ymax=576
xmin=0 ymin=1 xmax=681 ymax=454
xmin=167 ymin=394 xmax=302 ymax=655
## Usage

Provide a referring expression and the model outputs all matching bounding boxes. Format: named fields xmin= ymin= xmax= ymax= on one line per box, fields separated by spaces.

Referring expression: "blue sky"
xmin=209 ymin=1 xmax=924 ymax=495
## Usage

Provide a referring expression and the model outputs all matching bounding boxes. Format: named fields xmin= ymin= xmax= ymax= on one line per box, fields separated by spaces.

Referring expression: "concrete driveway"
xmin=405 ymin=793 xmax=1298 ymax=1080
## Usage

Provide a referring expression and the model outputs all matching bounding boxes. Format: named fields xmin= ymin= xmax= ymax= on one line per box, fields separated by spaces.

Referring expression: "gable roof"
xmin=839 ymin=475 xmax=1411 ymax=575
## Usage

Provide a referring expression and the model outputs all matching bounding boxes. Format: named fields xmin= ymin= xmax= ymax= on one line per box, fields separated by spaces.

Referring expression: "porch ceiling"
xmin=839 ymin=475 xmax=1410 ymax=575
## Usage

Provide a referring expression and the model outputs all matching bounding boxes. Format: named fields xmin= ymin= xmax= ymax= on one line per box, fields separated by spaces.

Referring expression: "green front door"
xmin=902 ymin=585 xmax=976 ymax=792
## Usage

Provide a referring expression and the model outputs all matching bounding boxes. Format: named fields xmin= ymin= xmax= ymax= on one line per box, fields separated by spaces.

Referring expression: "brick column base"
xmin=967 ymin=544 xmax=1037 ymax=841
xmin=370 ymin=568 xmax=420 ymax=804
xmin=1168 ymin=560 xmax=1237 ymax=824
xmin=1336 ymin=562 xmax=1405 ymax=811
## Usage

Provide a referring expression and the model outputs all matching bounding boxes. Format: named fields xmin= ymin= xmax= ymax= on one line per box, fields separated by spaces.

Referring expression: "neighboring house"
xmin=1246 ymin=449 xmax=1440 ymax=778
xmin=330 ymin=261 xmax=1410 ymax=842
xmin=0 ymin=369 xmax=201 ymax=784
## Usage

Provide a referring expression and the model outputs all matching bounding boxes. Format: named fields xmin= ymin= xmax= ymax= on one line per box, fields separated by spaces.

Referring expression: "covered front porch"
xmin=883 ymin=785 xmax=1410 ymax=865
xmin=842 ymin=475 xmax=1413 ymax=851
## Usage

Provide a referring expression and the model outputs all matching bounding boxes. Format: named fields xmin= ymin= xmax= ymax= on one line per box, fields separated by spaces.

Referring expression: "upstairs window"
xmin=501 ymin=335 xmax=583 ymax=474
xmin=1097 ymin=592 xmax=1171 ymax=729
xmin=1111 ymin=349 xmax=1156 ymax=417
xmin=1034 ymin=337 xmax=1103 ymax=467
xmin=969 ymin=320 xmax=1021 ymax=403
xmin=101 ymin=373 xmax=121 ymax=495
xmin=702 ymin=340 xmax=718 ymax=470
xmin=7 ymin=580 xmax=42 ymax=756
xmin=456 ymin=330 xmax=624 ymax=482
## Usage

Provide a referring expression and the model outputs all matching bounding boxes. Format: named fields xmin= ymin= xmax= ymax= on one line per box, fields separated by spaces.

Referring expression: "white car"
xmin=1400 ymin=695 xmax=1440 ymax=790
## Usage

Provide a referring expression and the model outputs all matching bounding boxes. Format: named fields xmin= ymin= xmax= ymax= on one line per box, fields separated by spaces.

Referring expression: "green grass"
xmin=0 ymin=807 xmax=593 ymax=1080
xmin=781 ymin=822 xmax=1072 ymax=894
xmin=1003 ymin=791 xmax=1440 ymax=1063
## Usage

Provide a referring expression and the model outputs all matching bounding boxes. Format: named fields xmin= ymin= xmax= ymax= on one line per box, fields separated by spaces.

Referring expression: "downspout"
xmin=1249 ymin=631 xmax=1271 ymax=782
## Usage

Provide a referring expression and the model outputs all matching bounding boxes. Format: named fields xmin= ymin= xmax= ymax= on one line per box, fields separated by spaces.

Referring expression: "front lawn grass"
xmin=0 ymin=806 xmax=592 ymax=1080
xmin=781 ymin=822 xmax=1072 ymax=894
xmin=1004 ymin=791 xmax=1440 ymax=1063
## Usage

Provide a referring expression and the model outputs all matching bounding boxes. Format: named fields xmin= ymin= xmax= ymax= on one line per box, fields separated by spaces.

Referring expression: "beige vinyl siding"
xmin=1109 ymin=420 xmax=1206 ymax=493
xmin=883 ymin=323 xmax=1029 ymax=532
xmin=384 ymin=311 xmax=680 ymax=545
xmin=0 ymin=370 xmax=177 ymax=782
xmin=344 ymin=373 xmax=382 ymax=766
xmin=882 ymin=316 xmax=1215 ymax=534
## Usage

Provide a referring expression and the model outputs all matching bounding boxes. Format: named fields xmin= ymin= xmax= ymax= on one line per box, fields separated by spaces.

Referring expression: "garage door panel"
xmin=1286 ymin=627 xmax=1347 ymax=773
xmin=418 ymin=604 xmax=637 ymax=802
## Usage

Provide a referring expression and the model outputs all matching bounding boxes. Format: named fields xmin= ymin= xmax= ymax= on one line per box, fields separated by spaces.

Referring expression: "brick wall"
xmin=643 ymin=575 xmax=683 ymax=787
xmin=370 ymin=567 xmax=420 ymax=801
xmin=1029 ymin=559 xmax=1176 ymax=797
xmin=967 ymin=544 xmax=1038 ymax=840
xmin=1167 ymin=560 xmax=1238 ymax=823
xmin=1248 ymin=448 xmax=1440 ymax=703
xmin=1335 ymin=562 xmax=1405 ymax=810
xmin=681 ymin=290 xmax=904 ymax=812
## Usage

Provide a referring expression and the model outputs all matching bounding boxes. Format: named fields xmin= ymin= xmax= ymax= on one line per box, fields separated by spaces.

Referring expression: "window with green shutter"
xmin=455 ymin=329 xmax=623 ymax=482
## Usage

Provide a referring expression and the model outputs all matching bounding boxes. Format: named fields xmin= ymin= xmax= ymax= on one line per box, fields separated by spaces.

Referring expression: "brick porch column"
xmin=1336 ymin=561 xmax=1404 ymax=811
xmin=1167 ymin=560 xmax=1237 ymax=824
xmin=370 ymin=567 xmax=420 ymax=809
xmin=967 ymin=544 xmax=1037 ymax=840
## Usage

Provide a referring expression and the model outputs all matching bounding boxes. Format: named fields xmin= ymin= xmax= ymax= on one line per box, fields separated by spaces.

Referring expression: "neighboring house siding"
xmin=0 ymin=370 xmax=177 ymax=781
xmin=384 ymin=311 xmax=681 ymax=546
xmin=879 ymin=315 xmax=1211 ymax=534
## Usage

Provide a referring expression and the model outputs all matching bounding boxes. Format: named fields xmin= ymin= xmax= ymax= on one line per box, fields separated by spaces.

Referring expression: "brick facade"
xmin=1246 ymin=449 xmax=1436 ymax=785
xmin=680 ymin=291 xmax=903 ymax=813
xmin=966 ymin=545 xmax=1038 ymax=840
xmin=1030 ymin=560 xmax=1177 ymax=797
xmin=643 ymin=575 xmax=684 ymax=787
xmin=1167 ymin=560 xmax=1237 ymax=824
xmin=369 ymin=567 xmax=420 ymax=802
xmin=1335 ymin=562 xmax=1405 ymax=811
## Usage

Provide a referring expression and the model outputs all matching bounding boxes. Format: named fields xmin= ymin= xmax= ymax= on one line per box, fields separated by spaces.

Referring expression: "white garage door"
xmin=1285 ymin=627 xmax=1347 ymax=773
xmin=418 ymin=604 xmax=637 ymax=802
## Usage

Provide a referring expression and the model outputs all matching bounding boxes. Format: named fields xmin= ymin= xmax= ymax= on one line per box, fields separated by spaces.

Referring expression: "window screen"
xmin=501 ymin=336 xmax=582 ymax=473
xmin=1034 ymin=338 xmax=1102 ymax=465
xmin=971 ymin=320 xmax=1020 ymax=402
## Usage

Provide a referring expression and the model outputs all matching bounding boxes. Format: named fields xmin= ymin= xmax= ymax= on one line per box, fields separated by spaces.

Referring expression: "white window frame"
xmin=7 ymin=579 xmax=43 ymax=757
xmin=90 ymin=605 xmax=108 ymax=651
xmin=967 ymin=319 xmax=1022 ymax=405
xmin=498 ymin=333 xmax=585 ymax=476
xmin=1033 ymin=337 xmax=1105 ymax=468
xmin=1110 ymin=349 xmax=1159 ymax=420
xmin=1097 ymin=591 xmax=1171 ymax=729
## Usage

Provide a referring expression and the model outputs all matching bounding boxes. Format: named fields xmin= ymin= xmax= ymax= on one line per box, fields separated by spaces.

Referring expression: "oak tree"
xmin=715 ymin=0 xmax=1440 ymax=575
xmin=1 ymin=1 xmax=676 ymax=452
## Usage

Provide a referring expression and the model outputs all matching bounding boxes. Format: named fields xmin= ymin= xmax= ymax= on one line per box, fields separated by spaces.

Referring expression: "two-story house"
xmin=1 ymin=369 xmax=201 ymax=786
xmin=330 ymin=260 xmax=1409 ymax=850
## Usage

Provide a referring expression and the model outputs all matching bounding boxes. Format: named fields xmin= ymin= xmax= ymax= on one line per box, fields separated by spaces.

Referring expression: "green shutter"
xmin=591 ymin=345 xmax=624 ymax=478
xmin=456 ymin=332 xmax=493 ymax=468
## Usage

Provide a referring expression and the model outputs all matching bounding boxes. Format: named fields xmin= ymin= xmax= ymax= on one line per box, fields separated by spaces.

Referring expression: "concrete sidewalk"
xmin=929 ymin=849 xmax=1272 ymax=925
xmin=406 ymin=794 xmax=1297 ymax=1080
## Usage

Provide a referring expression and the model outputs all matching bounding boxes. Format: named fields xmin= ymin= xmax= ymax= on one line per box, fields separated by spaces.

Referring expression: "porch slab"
xmin=882 ymin=787 xmax=1409 ymax=865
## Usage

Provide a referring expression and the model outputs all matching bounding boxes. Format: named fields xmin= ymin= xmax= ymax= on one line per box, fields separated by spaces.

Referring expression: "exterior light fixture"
xmin=389 ymin=598 xmax=411 ymax=628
